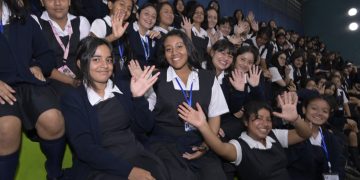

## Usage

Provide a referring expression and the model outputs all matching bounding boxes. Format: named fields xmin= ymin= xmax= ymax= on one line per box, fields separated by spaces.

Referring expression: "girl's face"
xmin=293 ymin=57 xmax=303 ymax=68
xmin=306 ymin=80 xmax=316 ymax=90
xmin=159 ymin=4 xmax=174 ymax=26
xmin=211 ymin=49 xmax=233 ymax=72
xmin=219 ymin=22 xmax=231 ymax=36
xmin=235 ymin=52 xmax=254 ymax=73
xmin=164 ymin=35 xmax=189 ymax=71
xmin=331 ymin=77 xmax=341 ymax=89
xmin=304 ymin=99 xmax=330 ymax=126
xmin=41 ymin=0 xmax=70 ymax=21
xmin=277 ymin=53 xmax=287 ymax=67
xmin=299 ymin=38 xmax=305 ymax=46
xmin=246 ymin=108 xmax=272 ymax=142
xmin=138 ymin=6 xmax=157 ymax=30
xmin=192 ymin=6 xmax=205 ymax=24
xmin=176 ymin=0 xmax=184 ymax=13
xmin=207 ymin=9 xmax=218 ymax=29
xmin=89 ymin=45 xmax=114 ymax=87
xmin=324 ymin=85 xmax=336 ymax=96
xmin=236 ymin=11 xmax=243 ymax=22
xmin=109 ymin=0 xmax=133 ymax=20
xmin=317 ymin=78 xmax=326 ymax=87
xmin=269 ymin=20 xmax=276 ymax=29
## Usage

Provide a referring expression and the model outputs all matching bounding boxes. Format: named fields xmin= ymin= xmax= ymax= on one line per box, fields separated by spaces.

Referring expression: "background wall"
xmin=302 ymin=0 xmax=360 ymax=63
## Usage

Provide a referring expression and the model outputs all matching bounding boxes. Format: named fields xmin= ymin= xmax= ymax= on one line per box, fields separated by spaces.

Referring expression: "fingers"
xmin=0 ymin=84 xmax=16 ymax=105
xmin=272 ymin=111 xmax=284 ymax=119
xmin=277 ymin=94 xmax=285 ymax=106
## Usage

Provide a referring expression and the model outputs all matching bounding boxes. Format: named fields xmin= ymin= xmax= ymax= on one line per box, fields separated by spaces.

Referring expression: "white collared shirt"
xmin=217 ymin=71 xmax=225 ymax=85
xmin=90 ymin=15 xmax=111 ymax=38
xmin=32 ymin=11 xmax=90 ymax=40
xmin=85 ymin=79 xmax=123 ymax=106
xmin=229 ymin=129 xmax=288 ymax=166
xmin=192 ymin=26 xmax=211 ymax=48
xmin=1 ymin=2 xmax=10 ymax=25
xmin=269 ymin=66 xmax=294 ymax=82
xmin=147 ymin=66 xmax=229 ymax=118
xmin=309 ymin=131 xmax=322 ymax=147
xmin=153 ymin=26 xmax=175 ymax=34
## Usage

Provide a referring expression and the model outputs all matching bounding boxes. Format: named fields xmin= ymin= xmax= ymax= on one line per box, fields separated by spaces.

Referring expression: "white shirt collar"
xmin=166 ymin=66 xmax=199 ymax=90
xmin=85 ymin=79 xmax=123 ymax=106
xmin=40 ymin=11 xmax=75 ymax=36
xmin=102 ymin=0 xmax=108 ymax=4
xmin=240 ymin=131 xmax=276 ymax=149
xmin=309 ymin=131 xmax=322 ymax=146
xmin=153 ymin=26 xmax=174 ymax=34
xmin=104 ymin=15 xmax=111 ymax=27
xmin=191 ymin=26 xmax=208 ymax=38
xmin=217 ymin=71 xmax=225 ymax=85
xmin=133 ymin=21 xmax=150 ymax=35
xmin=251 ymin=36 xmax=259 ymax=48
xmin=2 ymin=2 xmax=10 ymax=25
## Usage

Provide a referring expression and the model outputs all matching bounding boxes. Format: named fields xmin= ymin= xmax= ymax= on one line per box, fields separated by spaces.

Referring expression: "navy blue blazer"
xmin=61 ymin=78 xmax=154 ymax=179
xmin=0 ymin=14 xmax=55 ymax=85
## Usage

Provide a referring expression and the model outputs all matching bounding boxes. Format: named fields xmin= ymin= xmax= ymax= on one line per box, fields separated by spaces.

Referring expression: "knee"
xmin=0 ymin=116 xmax=21 ymax=155
xmin=36 ymin=109 xmax=64 ymax=139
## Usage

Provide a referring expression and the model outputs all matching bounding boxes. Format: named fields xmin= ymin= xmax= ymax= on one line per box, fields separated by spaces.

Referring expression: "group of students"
xmin=1 ymin=0 xmax=360 ymax=180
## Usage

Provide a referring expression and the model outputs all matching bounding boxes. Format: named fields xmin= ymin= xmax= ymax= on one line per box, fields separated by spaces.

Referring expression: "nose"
xmin=54 ymin=0 xmax=61 ymax=5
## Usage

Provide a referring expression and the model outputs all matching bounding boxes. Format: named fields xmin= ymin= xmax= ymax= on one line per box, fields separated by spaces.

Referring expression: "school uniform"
xmin=291 ymin=65 xmax=306 ymax=89
xmin=147 ymin=67 xmax=228 ymax=180
xmin=269 ymin=65 xmax=294 ymax=98
xmin=127 ymin=21 xmax=158 ymax=67
xmin=70 ymin=0 xmax=109 ymax=23
xmin=61 ymin=79 xmax=169 ymax=180
xmin=286 ymin=129 xmax=346 ymax=180
xmin=191 ymin=26 xmax=211 ymax=62
xmin=229 ymin=130 xmax=290 ymax=180
xmin=33 ymin=12 xmax=90 ymax=96
xmin=153 ymin=25 xmax=175 ymax=36
xmin=91 ymin=15 xmax=133 ymax=79
xmin=243 ymin=37 xmax=268 ymax=64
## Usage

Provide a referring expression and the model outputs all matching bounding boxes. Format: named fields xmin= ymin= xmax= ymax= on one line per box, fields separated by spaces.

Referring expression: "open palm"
xmin=130 ymin=66 xmax=159 ymax=97
xmin=111 ymin=10 xmax=129 ymax=39
xmin=229 ymin=69 xmax=246 ymax=91
xmin=273 ymin=92 xmax=299 ymax=122
xmin=247 ymin=65 xmax=262 ymax=87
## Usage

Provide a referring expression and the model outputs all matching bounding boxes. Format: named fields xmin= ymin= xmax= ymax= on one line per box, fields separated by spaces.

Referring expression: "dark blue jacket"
xmin=0 ymin=14 xmax=55 ymax=85
xmin=60 ymin=79 xmax=154 ymax=179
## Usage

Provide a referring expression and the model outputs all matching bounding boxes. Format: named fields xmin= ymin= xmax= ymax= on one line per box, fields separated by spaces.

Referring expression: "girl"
xmin=0 ymin=0 xmax=65 ymax=179
xmin=147 ymin=30 xmax=228 ymax=180
xmin=61 ymin=36 xmax=169 ymax=180
xmin=172 ymin=0 xmax=185 ymax=29
xmin=127 ymin=3 xmax=161 ymax=67
xmin=90 ymin=0 xmax=133 ymax=78
xmin=184 ymin=4 xmax=210 ymax=62
xmin=290 ymin=50 xmax=306 ymax=89
xmin=153 ymin=2 xmax=175 ymax=36
xmin=205 ymin=7 xmax=221 ymax=46
xmin=35 ymin=0 xmax=90 ymax=96
xmin=178 ymin=92 xmax=312 ymax=180
xmin=269 ymin=51 xmax=294 ymax=96
xmin=286 ymin=96 xmax=346 ymax=180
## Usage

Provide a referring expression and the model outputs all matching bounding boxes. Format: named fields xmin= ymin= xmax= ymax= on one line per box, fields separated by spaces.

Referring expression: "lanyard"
xmin=319 ymin=127 xmax=332 ymax=173
xmin=117 ymin=42 xmax=124 ymax=64
xmin=49 ymin=20 xmax=73 ymax=62
xmin=175 ymin=77 xmax=193 ymax=106
xmin=140 ymin=35 xmax=150 ymax=61
xmin=0 ymin=20 xmax=3 ymax=33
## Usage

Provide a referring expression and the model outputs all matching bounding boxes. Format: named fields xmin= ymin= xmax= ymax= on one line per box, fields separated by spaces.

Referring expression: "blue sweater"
xmin=61 ymin=79 xmax=154 ymax=179
xmin=0 ymin=14 xmax=55 ymax=85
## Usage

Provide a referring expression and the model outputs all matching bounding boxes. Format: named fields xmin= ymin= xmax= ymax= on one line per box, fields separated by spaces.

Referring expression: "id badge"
xmin=58 ymin=65 xmax=76 ymax=78
xmin=185 ymin=122 xmax=197 ymax=132
xmin=119 ymin=57 xmax=127 ymax=70
xmin=323 ymin=173 xmax=339 ymax=180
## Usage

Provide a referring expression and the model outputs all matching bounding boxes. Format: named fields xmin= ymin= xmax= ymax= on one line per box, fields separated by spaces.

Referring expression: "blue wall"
xmin=138 ymin=0 xmax=303 ymax=32
xmin=302 ymin=0 xmax=360 ymax=63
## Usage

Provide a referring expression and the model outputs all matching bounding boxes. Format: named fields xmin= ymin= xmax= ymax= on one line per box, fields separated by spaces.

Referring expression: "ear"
xmin=136 ymin=12 xmax=140 ymax=20
xmin=302 ymin=107 xmax=306 ymax=115
xmin=76 ymin=60 xmax=81 ymax=69
xmin=244 ymin=120 xmax=248 ymax=127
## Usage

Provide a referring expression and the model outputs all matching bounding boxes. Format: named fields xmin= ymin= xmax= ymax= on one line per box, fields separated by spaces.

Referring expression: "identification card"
xmin=185 ymin=122 xmax=197 ymax=132
xmin=58 ymin=65 xmax=76 ymax=78
xmin=323 ymin=173 xmax=339 ymax=180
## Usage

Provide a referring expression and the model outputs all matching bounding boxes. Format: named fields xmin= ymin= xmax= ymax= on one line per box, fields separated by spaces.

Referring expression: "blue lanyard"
xmin=175 ymin=77 xmax=193 ymax=106
xmin=0 ymin=20 xmax=3 ymax=33
xmin=140 ymin=36 xmax=150 ymax=61
xmin=319 ymin=127 xmax=332 ymax=173
xmin=117 ymin=42 xmax=124 ymax=63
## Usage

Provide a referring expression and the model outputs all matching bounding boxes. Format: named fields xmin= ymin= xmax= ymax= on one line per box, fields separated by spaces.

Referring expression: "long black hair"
xmin=206 ymin=39 xmax=235 ymax=71
xmin=76 ymin=36 xmax=114 ymax=89
xmin=243 ymin=100 xmax=273 ymax=123
xmin=158 ymin=29 xmax=202 ymax=69
xmin=270 ymin=51 xmax=287 ymax=79
xmin=3 ymin=0 xmax=29 ymax=23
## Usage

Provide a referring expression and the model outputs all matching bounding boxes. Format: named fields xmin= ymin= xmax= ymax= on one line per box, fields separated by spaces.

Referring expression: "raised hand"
xmin=181 ymin=16 xmax=192 ymax=33
xmin=30 ymin=66 xmax=46 ymax=82
xmin=250 ymin=20 xmax=259 ymax=32
xmin=128 ymin=59 xmax=143 ymax=79
xmin=273 ymin=92 xmax=299 ymax=122
xmin=229 ymin=69 xmax=246 ymax=91
xmin=0 ymin=80 xmax=16 ymax=105
xmin=111 ymin=9 xmax=129 ymax=39
xmin=178 ymin=102 xmax=207 ymax=128
xmin=247 ymin=65 xmax=262 ymax=87
xmin=234 ymin=21 xmax=246 ymax=36
xmin=148 ymin=30 xmax=161 ymax=39
xmin=247 ymin=11 xmax=255 ymax=22
xmin=130 ymin=66 xmax=160 ymax=97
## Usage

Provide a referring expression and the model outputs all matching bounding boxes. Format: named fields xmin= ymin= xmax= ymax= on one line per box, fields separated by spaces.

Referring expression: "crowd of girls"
xmin=1 ymin=0 xmax=360 ymax=180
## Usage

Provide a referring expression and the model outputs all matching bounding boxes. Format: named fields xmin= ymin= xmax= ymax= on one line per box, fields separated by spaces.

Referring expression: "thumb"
xmin=196 ymin=102 xmax=203 ymax=113
xmin=272 ymin=111 xmax=284 ymax=119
